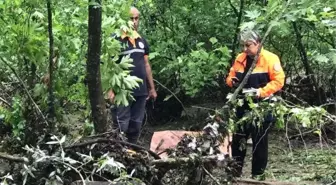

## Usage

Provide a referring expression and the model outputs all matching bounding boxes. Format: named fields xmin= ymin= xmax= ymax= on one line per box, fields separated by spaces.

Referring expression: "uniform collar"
xmin=237 ymin=47 xmax=265 ymax=64
xmin=121 ymin=30 xmax=141 ymax=39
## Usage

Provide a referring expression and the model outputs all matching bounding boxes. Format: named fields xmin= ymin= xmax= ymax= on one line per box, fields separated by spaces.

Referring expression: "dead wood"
xmin=0 ymin=152 xmax=28 ymax=163
xmin=71 ymin=180 xmax=145 ymax=185
xmin=151 ymin=155 xmax=225 ymax=168
xmin=64 ymin=138 xmax=161 ymax=159
xmin=234 ymin=178 xmax=317 ymax=185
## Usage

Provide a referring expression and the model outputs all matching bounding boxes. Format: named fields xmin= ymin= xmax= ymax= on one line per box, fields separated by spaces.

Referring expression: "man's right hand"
xmin=107 ymin=89 xmax=115 ymax=103
xmin=231 ymin=77 xmax=240 ymax=88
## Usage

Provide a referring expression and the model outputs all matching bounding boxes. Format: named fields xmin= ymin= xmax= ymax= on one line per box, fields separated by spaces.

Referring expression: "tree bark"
xmin=151 ymin=155 xmax=222 ymax=168
xmin=87 ymin=0 xmax=108 ymax=133
xmin=233 ymin=179 xmax=303 ymax=185
xmin=0 ymin=152 xmax=29 ymax=163
xmin=229 ymin=0 xmax=244 ymax=65
xmin=47 ymin=0 xmax=55 ymax=122
xmin=219 ymin=0 xmax=244 ymax=99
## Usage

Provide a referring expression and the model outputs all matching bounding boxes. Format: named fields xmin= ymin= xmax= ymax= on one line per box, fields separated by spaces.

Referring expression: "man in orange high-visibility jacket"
xmin=225 ymin=29 xmax=285 ymax=180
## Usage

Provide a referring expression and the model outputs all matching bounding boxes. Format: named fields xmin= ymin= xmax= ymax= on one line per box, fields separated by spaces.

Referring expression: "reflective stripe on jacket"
xmin=226 ymin=48 xmax=285 ymax=98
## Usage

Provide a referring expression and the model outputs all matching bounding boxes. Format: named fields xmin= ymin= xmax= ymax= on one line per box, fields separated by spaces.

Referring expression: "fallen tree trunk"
xmin=71 ymin=180 xmax=145 ymax=185
xmin=151 ymin=155 xmax=226 ymax=168
xmin=234 ymin=178 xmax=318 ymax=185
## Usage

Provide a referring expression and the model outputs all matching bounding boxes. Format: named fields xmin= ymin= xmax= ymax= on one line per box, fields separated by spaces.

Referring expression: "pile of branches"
xmin=167 ymin=121 xmax=228 ymax=157
xmin=0 ymin=131 xmax=160 ymax=185
xmin=0 ymin=115 xmax=234 ymax=185
xmin=158 ymin=117 xmax=235 ymax=185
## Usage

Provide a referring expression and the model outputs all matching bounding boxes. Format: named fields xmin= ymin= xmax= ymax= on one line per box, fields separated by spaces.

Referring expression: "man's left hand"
xmin=147 ymin=89 xmax=157 ymax=101
xmin=256 ymin=88 xmax=261 ymax=98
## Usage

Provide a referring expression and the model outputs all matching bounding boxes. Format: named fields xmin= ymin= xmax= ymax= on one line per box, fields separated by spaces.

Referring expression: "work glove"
xmin=242 ymin=88 xmax=261 ymax=98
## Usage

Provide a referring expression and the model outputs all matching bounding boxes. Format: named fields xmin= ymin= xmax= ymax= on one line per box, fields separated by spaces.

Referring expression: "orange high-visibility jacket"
xmin=226 ymin=48 xmax=285 ymax=98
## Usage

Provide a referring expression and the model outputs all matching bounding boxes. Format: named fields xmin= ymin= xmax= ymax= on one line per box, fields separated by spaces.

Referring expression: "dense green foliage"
xmin=0 ymin=0 xmax=334 ymax=144
xmin=0 ymin=0 xmax=334 ymax=141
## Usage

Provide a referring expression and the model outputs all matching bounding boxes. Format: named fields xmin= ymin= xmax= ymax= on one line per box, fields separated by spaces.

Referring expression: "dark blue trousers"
xmin=111 ymin=96 xmax=147 ymax=144
xmin=231 ymin=101 xmax=274 ymax=176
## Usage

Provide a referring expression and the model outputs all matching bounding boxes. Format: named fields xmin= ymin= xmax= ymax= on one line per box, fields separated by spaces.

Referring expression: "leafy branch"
xmin=227 ymin=0 xmax=292 ymax=103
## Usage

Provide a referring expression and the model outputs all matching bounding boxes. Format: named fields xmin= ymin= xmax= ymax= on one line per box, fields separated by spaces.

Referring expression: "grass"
xmin=243 ymin=134 xmax=336 ymax=184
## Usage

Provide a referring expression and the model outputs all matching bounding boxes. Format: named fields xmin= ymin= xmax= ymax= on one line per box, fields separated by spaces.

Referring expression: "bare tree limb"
xmin=234 ymin=178 xmax=300 ymax=185
xmin=0 ymin=56 xmax=49 ymax=126
xmin=288 ymin=128 xmax=318 ymax=139
xmin=151 ymin=155 xmax=224 ymax=168
xmin=326 ymin=180 xmax=336 ymax=185
xmin=0 ymin=152 xmax=29 ymax=163
xmin=292 ymin=22 xmax=322 ymax=104
xmin=153 ymin=79 xmax=190 ymax=118
xmin=228 ymin=0 xmax=238 ymax=17
xmin=0 ymin=96 xmax=11 ymax=108
xmin=202 ymin=166 xmax=222 ymax=185
xmin=229 ymin=0 xmax=244 ymax=64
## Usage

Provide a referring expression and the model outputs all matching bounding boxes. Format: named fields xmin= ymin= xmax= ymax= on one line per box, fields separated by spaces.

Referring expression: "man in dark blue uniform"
xmin=107 ymin=7 xmax=157 ymax=144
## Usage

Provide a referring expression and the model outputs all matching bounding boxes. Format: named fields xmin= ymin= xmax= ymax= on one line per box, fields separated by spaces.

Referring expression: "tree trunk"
xmin=292 ymin=22 xmax=322 ymax=104
xmin=87 ymin=0 xmax=108 ymax=133
xmin=47 ymin=0 xmax=55 ymax=122
xmin=219 ymin=0 xmax=244 ymax=100
xmin=229 ymin=0 xmax=245 ymax=64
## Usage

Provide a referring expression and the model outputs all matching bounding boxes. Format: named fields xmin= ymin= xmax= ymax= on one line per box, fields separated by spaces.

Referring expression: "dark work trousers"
xmin=111 ymin=96 xmax=147 ymax=144
xmin=231 ymin=102 xmax=274 ymax=176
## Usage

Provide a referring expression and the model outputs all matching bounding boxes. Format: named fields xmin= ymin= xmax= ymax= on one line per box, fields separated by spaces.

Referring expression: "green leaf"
xmin=46 ymin=141 xmax=59 ymax=145
xmin=31 ymin=11 xmax=44 ymax=19
xmin=33 ymin=83 xmax=45 ymax=97
xmin=163 ymin=94 xmax=173 ymax=101
xmin=314 ymin=129 xmax=321 ymax=136
xmin=301 ymin=117 xmax=311 ymax=127
xmin=209 ymin=37 xmax=218 ymax=44
xmin=240 ymin=21 xmax=257 ymax=31
xmin=245 ymin=10 xmax=261 ymax=20
xmin=196 ymin=42 xmax=205 ymax=48
xmin=60 ymin=135 xmax=66 ymax=144
xmin=314 ymin=54 xmax=329 ymax=63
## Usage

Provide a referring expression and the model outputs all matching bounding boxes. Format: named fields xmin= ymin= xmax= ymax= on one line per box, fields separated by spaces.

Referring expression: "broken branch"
xmin=64 ymin=138 xmax=161 ymax=159
xmin=0 ymin=96 xmax=11 ymax=108
xmin=0 ymin=152 xmax=29 ymax=163
xmin=151 ymin=155 xmax=223 ymax=168
xmin=202 ymin=166 xmax=222 ymax=185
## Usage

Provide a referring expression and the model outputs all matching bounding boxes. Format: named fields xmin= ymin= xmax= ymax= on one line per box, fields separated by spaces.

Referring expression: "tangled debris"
xmin=166 ymin=121 xmax=228 ymax=157
xmin=159 ymin=116 xmax=235 ymax=185
xmin=0 ymin=114 xmax=235 ymax=185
